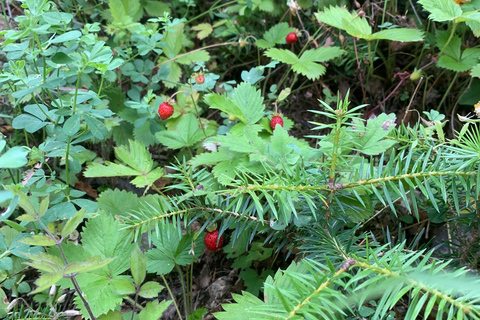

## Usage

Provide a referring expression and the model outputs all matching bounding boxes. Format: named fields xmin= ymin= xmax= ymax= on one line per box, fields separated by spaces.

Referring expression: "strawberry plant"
xmin=3 ymin=0 xmax=480 ymax=319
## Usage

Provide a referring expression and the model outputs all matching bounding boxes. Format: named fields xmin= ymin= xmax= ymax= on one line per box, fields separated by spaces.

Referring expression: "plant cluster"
xmin=1 ymin=0 xmax=480 ymax=319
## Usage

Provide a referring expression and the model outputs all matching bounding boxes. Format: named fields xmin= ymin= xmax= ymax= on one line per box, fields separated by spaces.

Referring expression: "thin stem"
xmin=188 ymin=84 xmax=208 ymax=139
xmin=176 ymin=265 xmax=188 ymax=318
xmin=1 ymin=0 xmax=11 ymax=29
xmin=8 ymin=169 xmax=17 ymax=184
xmin=185 ymin=0 xmax=238 ymax=25
xmin=329 ymin=111 xmax=345 ymax=182
xmin=157 ymin=42 xmax=238 ymax=68
xmin=436 ymin=72 xmax=458 ymax=111
xmin=161 ymin=275 xmax=183 ymax=320
xmin=36 ymin=218 xmax=96 ymax=320
xmin=353 ymin=37 xmax=367 ymax=105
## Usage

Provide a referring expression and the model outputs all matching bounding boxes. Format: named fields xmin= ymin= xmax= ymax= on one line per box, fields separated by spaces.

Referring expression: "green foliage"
xmin=84 ymin=140 xmax=164 ymax=189
xmin=265 ymin=47 xmax=345 ymax=80
xmin=3 ymin=0 xmax=480 ymax=319
xmin=315 ymin=6 xmax=424 ymax=41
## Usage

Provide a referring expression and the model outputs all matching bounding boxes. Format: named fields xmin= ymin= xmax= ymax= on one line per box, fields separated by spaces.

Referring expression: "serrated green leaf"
xmin=191 ymin=147 xmax=234 ymax=166
xmin=109 ymin=0 xmax=127 ymax=22
xmin=115 ymin=139 xmax=152 ymax=172
xmin=231 ymin=82 xmax=265 ymax=125
xmin=81 ymin=214 xmax=134 ymax=276
xmin=418 ymin=0 xmax=462 ymax=22
xmin=146 ymin=223 xmax=205 ymax=275
xmin=271 ymin=126 xmax=293 ymax=157
xmin=371 ymin=28 xmax=424 ymax=42
xmin=315 ymin=6 xmax=355 ymax=30
xmin=121 ymin=0 xmax=142 ymax=22
xmin=212 ymin=158 xmax=243 ymax=185
xmin=264 ymin=48 xmax=298 ymax=65
xmin=204 ymin=93 xmax=246 ymax=123
xmin=74 ymin=273 xmax=128 ymax=317
xmin=256 ymin=22 xmax=292 ymax=48
xmin=84 ymin=161 xmax=141 ymax=178
xmin=265 ymin=47 xmax=344 ymax=80
xmin=85 ymin=140 xmax=162 ymax=188
xmin=215 ymin=292 xmax=264 ymax=320
xmin=352 ymin=113 xmax=397 ymax=155
xmin=156 ymin=114 xmax=205 ymax=149
xmin=97 ymin=189 xmax=140 ymax=217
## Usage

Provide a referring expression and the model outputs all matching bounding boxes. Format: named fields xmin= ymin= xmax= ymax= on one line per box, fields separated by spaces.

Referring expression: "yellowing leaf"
xmin=191 ymin=23 xmax=213 ymax=40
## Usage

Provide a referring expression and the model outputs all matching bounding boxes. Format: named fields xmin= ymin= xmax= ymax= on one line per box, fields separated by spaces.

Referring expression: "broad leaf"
xmin=418 ymin=0 xmax=462 ymax=22
xmin=156 ymin=114 xmax=205 ymax=149
xmin=81 ymin=214 xmax=134 ymax=276
xmin=351 ymin=113 xmax=397 ymax=155
xmin=146 ymin=223 xmax=205 ymax=275
xmin=256 ymin=22 xmax=293 ymax=48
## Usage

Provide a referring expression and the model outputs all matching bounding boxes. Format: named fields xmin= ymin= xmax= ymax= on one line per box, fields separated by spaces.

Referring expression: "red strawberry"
xmin=158 ymin=102 xmax=174 ymax=120
xmin=195 ymin=74 xmax=205 ymax=84
xmin=270 ymin=116 xmax=284 ymax=130
xmin=286 ymin=32 xmax=298 ymax=44
xmin=204 ymin=230 xmax=224 ymax=251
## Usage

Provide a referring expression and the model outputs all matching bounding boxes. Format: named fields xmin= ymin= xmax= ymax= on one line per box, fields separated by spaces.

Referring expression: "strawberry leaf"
xmin=156 ymin=114 xmax=205 ymax=149
xmin=256 ymin=22 xmax=293 ymax=48
xmin=84 ymin=140 xmax=162 ymax=188
xmin=146 ymin=223 xmax=205 ymax=275
xmin=351 ymin=113 xmax=397 ymax=155
xmin=265 ymin=47 xmax=345 ymax=80
xmin=231 ymin=82 xmax=265 ymax=125
xmin=418 ymin=0 xmax=462 ymax=22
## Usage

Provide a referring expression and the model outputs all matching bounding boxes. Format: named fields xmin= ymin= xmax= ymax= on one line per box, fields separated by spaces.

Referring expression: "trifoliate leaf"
xmin=256 ymin=22 xmax=293 ymax=48
xmin=146 ymin=223 xmax=204 ymax=275
xmin=265 ymin=47 xmax=344 ymax=80
xmin=316 ymin=6 xmax=423 ymax=41
xmin=204 ymin=93 xmax=246 ymax=123
xmin=351 ymin=113 xmax=397 ymax=155
xmin=156 ymin=114 xmax=205 ymax=149
xmin=418 ymin=0 xmax=462 ymax=22
xmin=84 ymin=140 xmax=162 ymax=188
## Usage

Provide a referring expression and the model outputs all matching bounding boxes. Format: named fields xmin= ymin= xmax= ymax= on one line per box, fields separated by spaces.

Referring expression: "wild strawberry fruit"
xmin=204 ymin=230 xmax=224 ymax=251
xmin=270 ymin=116 xmax=284 ymax=130
xmin=195 ymin=74 xmax=205 ymax=84
xmin=158 ymin=102 xmax=174 ymax=120
xmin=286 ymin=32 xmax=298 ymax=44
